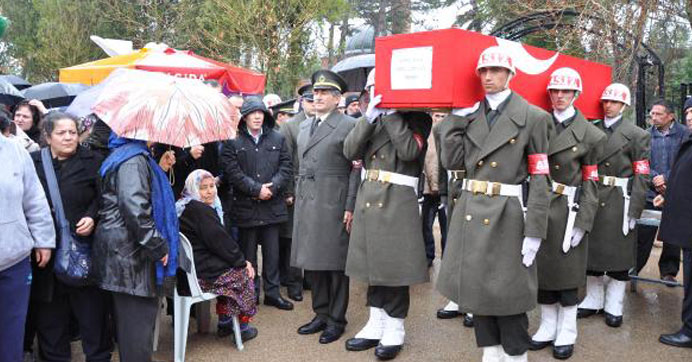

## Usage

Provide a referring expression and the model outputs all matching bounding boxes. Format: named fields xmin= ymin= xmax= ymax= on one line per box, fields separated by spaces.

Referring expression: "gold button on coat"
xmin=465 ymin=214 xmax=472 ymax=221
xmin=600 ymin=202 xmax=606 ymax=207
xmin=605 ymin=162 xmax=610 ymax=167
xmin=510 ymin=138 xmax=516 ymax=144
xmin=378 ymin=202 xmax=383 ymax=208
xmin=477 ymin=160 xmax=484 ymax=167
xmin=572 ymin=146 xmax=578 ymax=152
xmin=483 ymin=218 xmax=490 ymax=225
xmin=366 ymin=202 xmax=371 ymax=208
xmin=554 ymin=164 xmax=560 ymax=170
xmin=490 ymin=162 xmax=497 ymax=168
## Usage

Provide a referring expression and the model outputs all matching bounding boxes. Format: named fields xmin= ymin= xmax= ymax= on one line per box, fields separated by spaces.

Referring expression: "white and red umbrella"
xmin=91 ymin=68 xmax=237 ymax=147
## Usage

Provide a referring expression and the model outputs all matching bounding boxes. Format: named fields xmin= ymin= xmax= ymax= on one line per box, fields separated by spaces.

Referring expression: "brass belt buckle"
xmin=368 ymin=169 xmax=380 ymax=182
xmin=488 ymin=182 xmax=501 ymax=196
xmin=381 ymin=171 xmax=391 ymax=183
xmin=555 ymin=183 xmax=565 ymax=195
xmin=471 ymin=180 xmax=488 ymax=195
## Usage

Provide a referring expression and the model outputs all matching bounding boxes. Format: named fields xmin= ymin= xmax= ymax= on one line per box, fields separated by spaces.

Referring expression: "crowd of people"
xmin=0 ymin=47 xmax=691 ymax=362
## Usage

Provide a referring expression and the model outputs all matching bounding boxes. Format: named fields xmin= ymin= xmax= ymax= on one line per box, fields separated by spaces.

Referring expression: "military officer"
xmin=278 ymin=84 xmax=315 ymax=302
xmin=291 ymin=70 xmax=359 ymax=344
xmin=437 ymin=46 xmax=552 ymax=362
xmin=577 ymin=83 xmax=650 ymax=328
xmin=342 ymin=69 xmax=432 ymax=360
xmin=528 ymin=68 xmax=606 ymax=360
xmin=433 ymin=115 xmax=474 ymax=328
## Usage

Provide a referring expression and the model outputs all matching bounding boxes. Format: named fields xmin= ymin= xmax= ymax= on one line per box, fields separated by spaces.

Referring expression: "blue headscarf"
xmin=99 ymin=134 xmax=179 ymax=285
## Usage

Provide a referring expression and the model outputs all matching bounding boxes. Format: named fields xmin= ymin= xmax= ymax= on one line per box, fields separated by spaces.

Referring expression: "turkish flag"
xmin=375 ymin=28 xmax=612 ymax=120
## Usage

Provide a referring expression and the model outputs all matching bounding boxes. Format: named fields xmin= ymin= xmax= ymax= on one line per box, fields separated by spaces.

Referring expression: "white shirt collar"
xmin=485 ymin=89 xmax=512 ymax=110
xmin=604 ymin=115 xmax=622 ymax=128
xmin=553 ymin=106 xmax=576 ymax=123
xmin=316 ymin=111 xmax=332 ymax=122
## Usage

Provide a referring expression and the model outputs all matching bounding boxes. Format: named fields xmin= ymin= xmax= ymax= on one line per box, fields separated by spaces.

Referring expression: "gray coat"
xmin=537 ymin=111 xmax=606 ymax=290
xmin=437 ymin=93 xmax=552 ymax=316
xmin=290 ymin=111 xmax=359 ymax=271
xmin=343 ymin=112 xmax=430 ymax=286
xmin=587 ymin=118 xmax=650 ymax=272
xmin=278 ymin=112 xmax=307 ymax=238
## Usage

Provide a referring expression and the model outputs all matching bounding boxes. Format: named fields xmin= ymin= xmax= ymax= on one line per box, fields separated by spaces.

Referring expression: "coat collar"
xmin=549 ymin=110 xmax=587 ymax=155
xmin=597 ymin=119 xmax=632 ymax=161
xmin=302 ymin=111 xmax=340 ymax=157
xmin=467 ymin=92 xmax=526 ymax=163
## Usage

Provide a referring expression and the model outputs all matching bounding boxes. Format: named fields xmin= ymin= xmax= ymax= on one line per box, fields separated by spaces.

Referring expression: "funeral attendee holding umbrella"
xmin=90 ymin=69 xmax=236 ymax=361
xmin=343 ymin=68 xmax=432 ymax=360
xmin=528 ymin=68 xmax=606 ymax=360
xmin=437 ymin=46 xmax=552 ymax=362
xmin=292 ymin=70 xmax=359 ymax=344
xmin=277 ymin=83 xmax=315 ymax=302
xmin=656 ymin=127 xmax=692 ymax=349
xmin=220 ymin=97 xmax=293 ymax=311
xmin=577 ymin=83 xmax=650 ymax=328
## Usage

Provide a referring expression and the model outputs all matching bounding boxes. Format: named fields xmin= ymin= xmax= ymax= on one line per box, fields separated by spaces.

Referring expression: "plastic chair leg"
xmin=153 ymin=297 xmax=163 ymax=351
xmin=174 ymin=294 xmax=193 ymax=362
xmin=232 ymin=315 xmax=244 ymax=351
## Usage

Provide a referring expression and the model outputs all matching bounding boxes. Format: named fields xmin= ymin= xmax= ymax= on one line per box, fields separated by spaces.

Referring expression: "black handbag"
xmin=41 ymin=148 xmax=91 ymax=286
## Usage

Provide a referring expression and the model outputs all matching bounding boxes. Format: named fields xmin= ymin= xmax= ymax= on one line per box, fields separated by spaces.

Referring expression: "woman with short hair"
xmin=29 ymin=111 xmax=112 ymax=362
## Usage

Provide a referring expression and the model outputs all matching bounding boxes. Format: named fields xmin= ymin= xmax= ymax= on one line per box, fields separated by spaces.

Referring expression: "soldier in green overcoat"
xmin=291 ymin=71 xmax=360 ymax=345
xmin=577 ymin=83 xmax=650 ymax=328
xmin=437 ymin=46 xmax=552 ymax=362
xmin=528 ymin=68 xmax=606 ymax=360
xmin=342 ymin=69 xmax=432 ymax=360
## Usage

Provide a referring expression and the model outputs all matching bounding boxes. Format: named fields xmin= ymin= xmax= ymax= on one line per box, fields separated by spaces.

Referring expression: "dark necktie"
xmin=487 ymin=108 xmax=499 ymax=129
xmin=310 ymin=117 xmax=321 ymax=137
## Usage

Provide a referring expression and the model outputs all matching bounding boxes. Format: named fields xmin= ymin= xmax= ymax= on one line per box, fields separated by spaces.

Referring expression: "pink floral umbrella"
xmin=92 ymin=68 xmax=237 ymax=147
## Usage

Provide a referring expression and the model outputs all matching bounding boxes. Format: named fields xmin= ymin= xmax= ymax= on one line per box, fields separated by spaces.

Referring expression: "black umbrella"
xmin=22 ymin=82 xmax=90 ymax=108
xmin=0 ymin=74 xmax=32 ymax=90
xmin=332 ymin=54 xmax=375 ymax=92
xmin=0 ymin=78 xmax=24 ymax=107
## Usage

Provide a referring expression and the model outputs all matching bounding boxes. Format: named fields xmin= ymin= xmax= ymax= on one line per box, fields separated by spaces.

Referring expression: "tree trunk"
xmin=375 ymin=0 xmax=388 ymax=37
xmin=391 ymin=0 xmax=411 ymax=34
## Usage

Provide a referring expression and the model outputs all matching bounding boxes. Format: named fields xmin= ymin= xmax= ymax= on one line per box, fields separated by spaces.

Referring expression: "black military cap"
xmin=344 ymin=94 xmax=359 ymax=107
xmin=298 ymin=83 xmax=314 ymax=102
xmin=311 ymin=70 xmax=348 ymax=93
xmin=271 ymin=98 xmax=297 ymax=115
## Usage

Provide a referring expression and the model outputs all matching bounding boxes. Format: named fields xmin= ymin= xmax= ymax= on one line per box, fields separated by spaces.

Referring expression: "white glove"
xmin=451 ymin=102 xmax=480 ymax=117
xmin=570 ymin=227 xmax=585 ymax=249
xmin=365 ymin=94 xmax=392 ymax=123
xmin=628 ymin=218 xmax=637 ymax=230
xmin=521 ymin=237 xmax=541 ymax=267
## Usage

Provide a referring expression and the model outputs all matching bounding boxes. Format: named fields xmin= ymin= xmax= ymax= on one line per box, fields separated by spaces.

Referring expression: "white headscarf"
xmin=175 ymin=169 xmax=224 ymax=223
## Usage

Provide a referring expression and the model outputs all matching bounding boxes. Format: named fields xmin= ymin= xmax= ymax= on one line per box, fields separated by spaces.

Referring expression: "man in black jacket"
xmin=221 ymin=97 xmax=294 ymax=311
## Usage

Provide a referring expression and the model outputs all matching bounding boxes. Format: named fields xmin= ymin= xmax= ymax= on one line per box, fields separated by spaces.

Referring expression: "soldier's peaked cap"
xmin=311 ymin=70 xmax=348 ymax=93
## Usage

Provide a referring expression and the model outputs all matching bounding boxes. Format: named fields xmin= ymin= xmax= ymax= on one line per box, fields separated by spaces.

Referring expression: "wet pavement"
xmin=70 ymin=242 xmax=690 ymax=361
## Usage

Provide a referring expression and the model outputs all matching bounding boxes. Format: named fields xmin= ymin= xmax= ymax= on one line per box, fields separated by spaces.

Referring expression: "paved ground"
xmin=70 ymin=238 xmax=690 ymax=361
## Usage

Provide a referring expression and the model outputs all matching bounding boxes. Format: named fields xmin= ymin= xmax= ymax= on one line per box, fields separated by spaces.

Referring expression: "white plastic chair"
xmin=174 ymin=233 xmax=243 ymax=362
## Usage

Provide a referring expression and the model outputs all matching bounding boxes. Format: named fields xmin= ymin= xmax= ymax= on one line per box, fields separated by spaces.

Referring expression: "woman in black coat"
xmin=29 ymin=111 xmax=112 ymax=362
xmin=177 ymin=169 xmax=258 ymax=342
xmin=656 ymin=132 xmax=692 ymax=348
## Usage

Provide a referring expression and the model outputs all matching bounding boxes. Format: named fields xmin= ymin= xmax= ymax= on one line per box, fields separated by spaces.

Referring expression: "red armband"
xmin=352 ymin=160 xmax=363 ymax=169
xmin=528 ymin=153 xmax=549 ymax=175
xmin=632 ymin=159 xmax=650 ymax=175
xmin=581 ymin=165 xmax=599 ymax=181
xmin=412 ymin=133 xmax=424 ymax=150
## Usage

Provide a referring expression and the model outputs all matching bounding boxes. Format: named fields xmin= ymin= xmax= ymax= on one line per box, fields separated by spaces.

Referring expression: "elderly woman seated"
xmin=177 ymin=169 xmax=258 ymax=343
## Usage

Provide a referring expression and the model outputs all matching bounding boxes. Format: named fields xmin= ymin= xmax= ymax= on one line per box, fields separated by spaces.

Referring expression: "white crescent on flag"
xmin=496 ymin=38 xmax=559 ymax=75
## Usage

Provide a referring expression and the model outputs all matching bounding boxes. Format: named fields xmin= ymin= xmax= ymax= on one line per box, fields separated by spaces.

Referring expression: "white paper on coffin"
xmin=390 ymin=46 xmax=433 ymax=90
